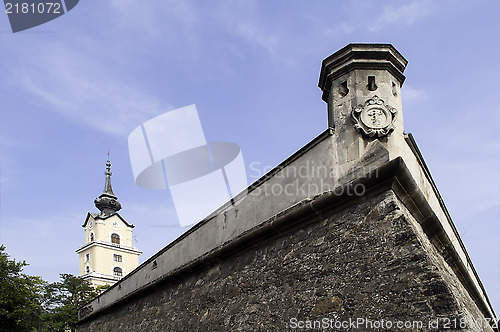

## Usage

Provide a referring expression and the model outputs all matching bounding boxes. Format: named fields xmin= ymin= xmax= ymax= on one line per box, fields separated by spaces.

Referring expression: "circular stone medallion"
xmin=352 ymin=96 xmax=397 ymax=137
xmin=360 ymin=107 xmax=389 ymax=129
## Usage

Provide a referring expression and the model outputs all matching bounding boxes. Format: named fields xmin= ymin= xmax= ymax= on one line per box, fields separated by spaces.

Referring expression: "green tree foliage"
xmin=0 ymin=245 xmax=101 ymax=332
xmin=95 ymin=283 xmax=110 ymax=294
xmin=0 ymin=244 xmax=46 ymax=332
xmin=43 ymin=274 xmax=99 ymax=332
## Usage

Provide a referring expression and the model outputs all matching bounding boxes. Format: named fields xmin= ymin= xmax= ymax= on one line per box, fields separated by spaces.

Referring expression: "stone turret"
xmin=319 ymin=44 xmax=408 ymax=164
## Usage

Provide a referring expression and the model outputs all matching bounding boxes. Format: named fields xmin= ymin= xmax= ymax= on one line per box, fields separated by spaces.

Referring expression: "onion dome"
xmin=94 ymin=160 xmax=122 ymax=217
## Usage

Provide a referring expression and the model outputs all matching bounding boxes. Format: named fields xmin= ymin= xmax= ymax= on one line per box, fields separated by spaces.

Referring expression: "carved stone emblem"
xmin=352 ymin=96 xmax=397 ymax=137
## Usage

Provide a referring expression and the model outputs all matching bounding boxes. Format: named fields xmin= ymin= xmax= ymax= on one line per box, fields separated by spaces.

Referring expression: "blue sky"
xmin=1 ymin=0 xmax=499 ymax=315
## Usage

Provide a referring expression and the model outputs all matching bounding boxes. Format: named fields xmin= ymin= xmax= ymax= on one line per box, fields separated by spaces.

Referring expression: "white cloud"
xmin=402 ymin=85 xmax=429 ymax=113
xmin=324 ymin=23 xmax=356 ymax=36
xmin=371 ymin=0 xmax=437 ymax=32
xmin=122 ymin=201 xmax=178 ymax=227
xmin=0 ymin=212 xmax=83 ymax=281
xmin=208 ymin=1 xmax=286 ymax=61
xmin=107 ymin=0 xmax=283 ymax=61
xmin=235 ymin=20 xmax=280 ymax=54
xmin=107 ymin=0 xmax=198 ymax=37
xmin=12 ymin=41 xmax=167 ymax=136
xmin=402 ymin=84 xmax=428 ymax=104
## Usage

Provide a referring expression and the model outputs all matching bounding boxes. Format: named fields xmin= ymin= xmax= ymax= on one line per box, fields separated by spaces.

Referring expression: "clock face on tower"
xmin=88 ymin=219 xmax=95 ymax=229
xmin=110 ymin=219 xmax=121 ymax=229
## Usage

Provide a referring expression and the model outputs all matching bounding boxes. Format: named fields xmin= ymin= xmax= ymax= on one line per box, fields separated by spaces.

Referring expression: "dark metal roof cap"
xmin=94 ymin=159 xmax=122 ymax=217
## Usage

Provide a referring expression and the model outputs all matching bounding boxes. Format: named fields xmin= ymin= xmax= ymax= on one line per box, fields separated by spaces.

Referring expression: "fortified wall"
xmin=77 ymin=44 xmax=498 ymax=331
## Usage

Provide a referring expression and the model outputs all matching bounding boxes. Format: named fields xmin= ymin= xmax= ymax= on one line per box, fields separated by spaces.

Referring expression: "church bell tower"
xmin=76 ymin=159 xmax=142 ymax=287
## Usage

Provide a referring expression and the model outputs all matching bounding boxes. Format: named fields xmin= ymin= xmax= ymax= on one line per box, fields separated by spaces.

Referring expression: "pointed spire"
xmin=94 ymin=157 xmax=122 ymax=217
xmin=103 ymin=159 xmax=116 ymax=197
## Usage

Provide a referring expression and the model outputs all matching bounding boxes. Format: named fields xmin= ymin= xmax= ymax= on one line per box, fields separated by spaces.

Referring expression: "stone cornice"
xmin=76 ymin=240 xmax=142 ymax=255
xmin=318 ymin=43 xmax=408 ymax=102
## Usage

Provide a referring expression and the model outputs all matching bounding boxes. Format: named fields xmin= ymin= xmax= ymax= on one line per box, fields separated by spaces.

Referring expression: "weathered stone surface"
xmin=77 ymin=190 xmax=493 ymax=331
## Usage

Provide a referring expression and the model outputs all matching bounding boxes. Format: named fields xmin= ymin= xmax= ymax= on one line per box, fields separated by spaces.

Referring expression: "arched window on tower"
xmin=113 ymin=267 xmax=123 ymax=277
xmin=111 ymin=233 xmax=120 ymax=244
xmin=90 ymin=232 xmax=94 ymax=242
xmin=86 ymin=266 xmax=90 ymax=274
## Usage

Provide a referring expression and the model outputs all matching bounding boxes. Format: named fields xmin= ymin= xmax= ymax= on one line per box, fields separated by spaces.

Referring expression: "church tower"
xmin=76 ymin=160 xmax=142 ymax=287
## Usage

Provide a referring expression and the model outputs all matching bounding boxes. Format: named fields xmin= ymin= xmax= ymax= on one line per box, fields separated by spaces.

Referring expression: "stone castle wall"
xmin=77 ymin=189 xmax=493 ymax=331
